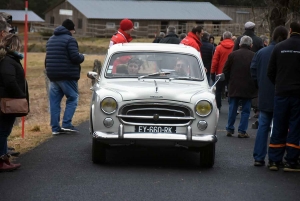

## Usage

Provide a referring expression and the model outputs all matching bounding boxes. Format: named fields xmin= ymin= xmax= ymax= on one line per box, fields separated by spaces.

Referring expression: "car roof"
xmin=108 ymin=43 xmax=200 ymax=56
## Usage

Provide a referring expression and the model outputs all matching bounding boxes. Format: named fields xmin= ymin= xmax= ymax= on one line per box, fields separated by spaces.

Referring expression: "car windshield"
xmin=105 ymin=52 xmax=205 ymax=80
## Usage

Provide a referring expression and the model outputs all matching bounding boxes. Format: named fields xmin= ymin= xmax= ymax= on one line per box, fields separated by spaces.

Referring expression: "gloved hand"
xmin=211 ymin=73 xmax=216 ymax=83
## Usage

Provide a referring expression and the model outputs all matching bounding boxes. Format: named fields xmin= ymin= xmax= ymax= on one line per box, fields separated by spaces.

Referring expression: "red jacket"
xmin=210 ymin=39 xmax=234 ymax=74
xmin=180 ymin=32 xmax=202 ymax=52
xmin=109 ymin=29 xmax=133 ymax=47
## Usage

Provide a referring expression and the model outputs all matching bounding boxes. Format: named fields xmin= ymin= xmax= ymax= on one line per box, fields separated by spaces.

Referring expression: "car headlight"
xmin=195 ymin=100 xmax=212 ymax=117
xmin=100 ymin=97 xmax=118 ymax=114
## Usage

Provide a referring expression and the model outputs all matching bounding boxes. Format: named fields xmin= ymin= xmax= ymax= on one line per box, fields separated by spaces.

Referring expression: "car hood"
xmin=102 ymin=80 xmax=207 ymax=102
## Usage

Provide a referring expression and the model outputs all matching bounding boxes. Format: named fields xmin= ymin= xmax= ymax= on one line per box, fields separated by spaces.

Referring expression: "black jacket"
xmin=223 ymin=46 xmax=257 ymax=98
xmin=0 ymin=53 xmax=28 ymax=99
xmin=267 ymin=34 xmax=300 ymax=98
xmin=159 ymin=33 xmax=181 ymax=44
xmin=250 ymin=42 xmax=276 ymax=112
xmin=200 ymin=40 xmax=215 ymax=72
xmin=233 ymin=30 xmax=263 ymax=53
xmin=45 ymin=26 xmax=84 ymax=81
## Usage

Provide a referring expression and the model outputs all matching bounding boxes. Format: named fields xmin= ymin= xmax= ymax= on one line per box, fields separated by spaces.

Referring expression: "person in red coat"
xmin=180 ymin=26 xmax=203 ymax=53
xmin=210 ymin=31 xmax=234 ymax=110
xmin=109 ymin=18 xmax=134 ymax=48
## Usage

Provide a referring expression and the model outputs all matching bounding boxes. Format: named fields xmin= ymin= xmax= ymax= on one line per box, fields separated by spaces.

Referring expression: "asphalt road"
xmin=1 ymin=100 xmax=299 ymax=201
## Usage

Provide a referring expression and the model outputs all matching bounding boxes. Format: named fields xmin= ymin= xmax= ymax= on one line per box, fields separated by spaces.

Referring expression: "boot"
xmin=0 ymin=155 xmax=17 ymax=172
xmin=1 ymin=154 xmax=21 ymax=170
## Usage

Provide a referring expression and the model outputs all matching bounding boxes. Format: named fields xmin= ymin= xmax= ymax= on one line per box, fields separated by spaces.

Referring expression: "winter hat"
xmin=245 ymin=21 xmax=255 ymax=30
xmin=120 ymin=19 xmax=134 ymax=31
xmin=62 ymin=19 xmax=75 ymax=31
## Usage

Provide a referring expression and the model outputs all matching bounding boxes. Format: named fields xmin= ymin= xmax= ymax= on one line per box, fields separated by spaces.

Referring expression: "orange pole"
xmin=22 ymin=0 xmax=28 ymax=139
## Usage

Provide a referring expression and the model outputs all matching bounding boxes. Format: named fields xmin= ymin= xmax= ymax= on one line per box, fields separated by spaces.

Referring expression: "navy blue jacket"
xmin=45 ymin=26 xmax=84 ymax=81
xmin=200 ymin=40 xmax=215 ymax=72
xmin=159 ymin=32 xmax=181 ymax=44
xmin=250 ymin=42 xmax=276 ymax=112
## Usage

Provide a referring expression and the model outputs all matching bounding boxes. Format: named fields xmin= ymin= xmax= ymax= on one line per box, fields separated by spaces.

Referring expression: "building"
xmin=44 ymin=0 xmax=232 ymax=37
xmin=0 ymin=9 xmax=44 ymax=33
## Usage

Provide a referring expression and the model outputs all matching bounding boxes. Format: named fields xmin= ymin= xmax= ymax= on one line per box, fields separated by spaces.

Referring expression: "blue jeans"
xmin=49 ymin=80 xmax=79 ymax=132
xmin=268 ymin=96 xmax=300 ymax=164
xmin=0 ymin=115 xmax=16 ymax=156
xmin=226 ymin=97 xmax=251 ymax=134
xmin=253 ymin=111 xmax=273 ymax=162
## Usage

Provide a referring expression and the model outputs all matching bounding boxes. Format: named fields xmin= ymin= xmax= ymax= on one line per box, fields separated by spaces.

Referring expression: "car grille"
xmin=117 ymin=103 xmax=194 ymax=126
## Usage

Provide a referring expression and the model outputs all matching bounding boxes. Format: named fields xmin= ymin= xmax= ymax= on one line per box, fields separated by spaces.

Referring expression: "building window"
xmin=134 ymin=22 xmax=139 ymax=29
xmin=78 ymin=19 xmax=82 ymax=29
xmin=106 ymin=22 xmax=115 ymax=29
xmin=50 ymin=16 xmax=55 ymax=26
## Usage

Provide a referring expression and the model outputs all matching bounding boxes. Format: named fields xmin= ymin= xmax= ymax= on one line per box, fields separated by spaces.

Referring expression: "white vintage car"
xmin=87 ymin=43 xmax=222 ymax=167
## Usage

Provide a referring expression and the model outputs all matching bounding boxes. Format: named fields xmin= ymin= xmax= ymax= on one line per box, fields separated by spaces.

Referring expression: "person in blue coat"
xmin=250 ymin=26 xmax=288 ymax=167
xmin=45 ymin=19 xmax=85 ymax=135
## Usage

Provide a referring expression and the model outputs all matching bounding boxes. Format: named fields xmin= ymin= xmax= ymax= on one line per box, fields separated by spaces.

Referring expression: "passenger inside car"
xmin=174 ymin=58 xmax=189 ymax=76
xmin=127 ymin=57 xmax=143 ymax=74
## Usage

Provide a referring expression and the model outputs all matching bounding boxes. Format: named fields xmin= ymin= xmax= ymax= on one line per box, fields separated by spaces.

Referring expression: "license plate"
xmin=135 ymin=126 xmax=176 ymax=133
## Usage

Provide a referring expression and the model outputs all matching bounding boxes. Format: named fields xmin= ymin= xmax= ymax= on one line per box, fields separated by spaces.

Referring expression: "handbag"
xmin=0 ymin=98 xmax=29 ymax=117
xmin=0 ymin=79 xmax=29 ymax=117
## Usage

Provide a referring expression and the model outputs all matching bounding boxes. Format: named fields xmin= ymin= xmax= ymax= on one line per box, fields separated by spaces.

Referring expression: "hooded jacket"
xmin=180 ymin=32 xmax=202 ymax=52
xmin=211 ymin=39 xmax=234 ymax=75
xmin=45 ymin=26 xmax=84 ymax=81
xmin=109 ymin=29 xmax=133 ymax=47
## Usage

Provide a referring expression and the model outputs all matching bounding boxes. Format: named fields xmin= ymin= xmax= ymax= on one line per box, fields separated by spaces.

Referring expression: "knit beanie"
xmin=120 ymin=19 xmax=134 ymax=31
xmin=62 ymin=19 xmax=75 ymax=31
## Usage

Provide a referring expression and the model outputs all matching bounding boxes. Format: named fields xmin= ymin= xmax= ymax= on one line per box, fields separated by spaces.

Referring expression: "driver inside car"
xmin=127 ymin=57 xmax=143 ymax=75
xmin=174 ymin=58 xmax=189 ymax=76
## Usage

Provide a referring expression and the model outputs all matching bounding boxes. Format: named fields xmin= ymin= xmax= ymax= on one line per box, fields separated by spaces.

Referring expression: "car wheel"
xmin=92 ymin=138 xmax=106 ymax=164
xmin=199 ymin=143 xmax=215 ymax=168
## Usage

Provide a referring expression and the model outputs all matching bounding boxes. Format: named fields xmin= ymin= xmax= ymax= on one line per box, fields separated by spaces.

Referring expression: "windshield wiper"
xmin=169 ymin=76 xmax=202 ymax=81
xmin=138 ymin=72 xmax=171 ymax=80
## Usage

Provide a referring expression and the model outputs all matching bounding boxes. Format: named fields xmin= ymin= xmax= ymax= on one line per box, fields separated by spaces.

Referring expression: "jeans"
xmin=215 ymin=80 xmax=226 ymax=109
xmin=253 ymin=111 xmax=273 ymax=162
xmin=268 ymin=96 xmax=300 ymax=164
xmin=49 ymin=80 xmax=79 ymax=132
xmin=226 ymin=97 xmax=251 ymax=134
xmin=0 ymin=115 xmax=16 ymax=156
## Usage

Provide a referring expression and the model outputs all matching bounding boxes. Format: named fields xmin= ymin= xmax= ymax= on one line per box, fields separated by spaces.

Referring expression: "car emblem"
xmin=153 ymin=114 xmax=159 ymax=121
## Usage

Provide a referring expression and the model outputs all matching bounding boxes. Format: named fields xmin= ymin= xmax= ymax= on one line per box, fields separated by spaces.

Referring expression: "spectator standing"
xmin=223 ymin=36 xmax=257 ymax=138
xmin=260 ymin=35 xmax=269 ymax=47
xmin=210 ymin=31 xmax=234 ymax=110
xmin=109 ymin=18 xmax=134 ymax=48
xmin=159 ymin=26 xmax=181 ymax=44
xmin=0 ymin=34 xmax=26 ymax=171
xmin=209 ymin=35 xmax=217 ymax=47
xmin=180 ymin=26 xmax=204 ymax=53
xmin=179 ymin=33 xmax=187 ymax=41
xmin=233 ymin=21 xmax=263 ymax=52
xmin=200 ymin=32 xmax=215 ymax=84
xmin=251 ymin=26 xmax=289 ymax=167
xmin=45 ymin=19 xmax=84 ymax=135
xmin=153 ymin=32 xmax=165 ymax=43
xmin=267 ymin=22 xmax=300 ymax=171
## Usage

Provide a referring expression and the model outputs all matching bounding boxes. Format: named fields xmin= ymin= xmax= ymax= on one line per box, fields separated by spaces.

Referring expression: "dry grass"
xmin=8 ymin=52 xmax=105 ymax=154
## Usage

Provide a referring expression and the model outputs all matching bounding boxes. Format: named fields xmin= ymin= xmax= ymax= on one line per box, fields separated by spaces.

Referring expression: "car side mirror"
xmin=87 ymin=71 xmax=98 ymax=80
xmin=210 ymin=73 xmax=225 ymax=92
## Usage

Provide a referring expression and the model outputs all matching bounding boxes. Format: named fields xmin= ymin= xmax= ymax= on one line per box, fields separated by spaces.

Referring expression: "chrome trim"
xmin=93 ymin=131 xmax=217 ymax=142
xmin=100 ymin=96 xmax=118 ymax=114
xmin=118 ymin=124 xmax=124 ymax=138
xmin=126 ymin=108 xmax=185 ymax=116
xmin=117 ymin=115 xmax=194 ymax=120
xmin=187 ymin=126 xmax=192 ymax=141
xmin=194 ymin=99 xmax=213 ymax=117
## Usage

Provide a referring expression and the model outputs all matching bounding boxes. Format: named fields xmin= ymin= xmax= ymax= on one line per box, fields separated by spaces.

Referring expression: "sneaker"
xmin=62 ymin=126 xmax=79 ymax=133
xmin=52 ymin=129 xmax=66 ymax=135
xmin=226 ymin=131 xmax=234 ymax=137
xmin=238 ymin=132 xmax=250 ymax=138
xmin=254 ymin=160 xmax=265 ymax=166
xmin=283 ymin=163 xmax=300 ymax=172
xmin=7 ymin=150 xmax=20 ymax=157
xmin=268 ymin=161 xmax=279 ymax=171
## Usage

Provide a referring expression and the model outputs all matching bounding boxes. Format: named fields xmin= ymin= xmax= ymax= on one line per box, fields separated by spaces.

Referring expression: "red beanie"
xmin=120 ymin=19 xmax=134 ymax=31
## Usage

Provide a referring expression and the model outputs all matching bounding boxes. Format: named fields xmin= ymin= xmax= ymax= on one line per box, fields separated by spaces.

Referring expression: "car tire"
xmin=92 ymin=138 xmax=106 ymax=164
xmin=199 ymin=143 xmax=215 ymax=168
